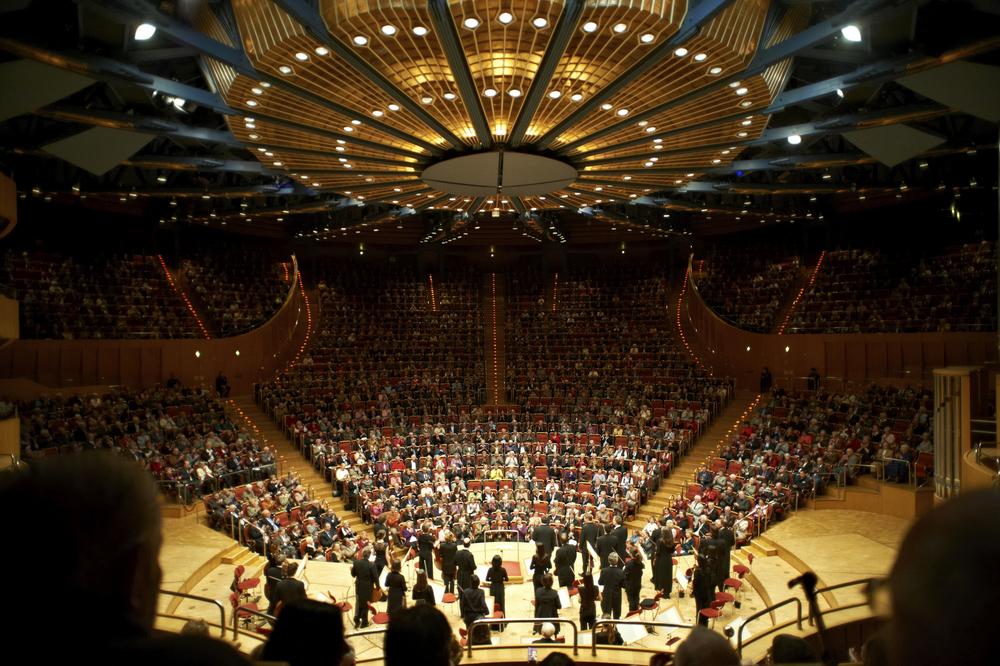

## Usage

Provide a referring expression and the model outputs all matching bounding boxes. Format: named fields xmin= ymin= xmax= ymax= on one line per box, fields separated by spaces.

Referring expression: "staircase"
xmin=771 ymin=261 xmax=816 ymax=334
xmin=484 ymin=273 xmax=507 ymax=407
xmin=226 ymin=395 xmax=374 ymax=543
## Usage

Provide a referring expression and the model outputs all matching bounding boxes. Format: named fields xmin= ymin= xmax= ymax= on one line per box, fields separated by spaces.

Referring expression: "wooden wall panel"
xmin=97 ymin=348 xmax=120 ymax=385
xmin=80 ymin=348 xmax=98 ymax=386
xmin=119 ymin=348 xmax=141 ymax=388
xmin=58 ymin=348 xmax=82 ymax=389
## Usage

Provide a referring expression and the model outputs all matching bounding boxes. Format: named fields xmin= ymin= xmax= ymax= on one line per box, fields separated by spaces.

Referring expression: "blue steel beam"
xmin=508 ymin=0 xmax=584 ymax=147
xmin=427 ymin=0 xmax=492 ymax=148
xmin=551 ymin=0 xmax=930 ymax=156
xmin=532 ymin=0 xmax=740 ymax=150
xmin=73 ymin=0 xmax=446 ymax=156
xmin=273 ymin=0 xmax=465 ymax=150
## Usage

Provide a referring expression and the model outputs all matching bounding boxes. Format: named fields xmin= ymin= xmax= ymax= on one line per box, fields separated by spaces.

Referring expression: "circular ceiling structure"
xmin=421 ymin=152 xmax=578 ymax=197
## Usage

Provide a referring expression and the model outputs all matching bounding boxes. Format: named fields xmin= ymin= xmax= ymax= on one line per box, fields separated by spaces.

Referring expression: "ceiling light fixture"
xmin=464 ymin=18 xmax=480 ymax=29
xmin=613 ymin=23 xmax=627 ymax=33
xmin=278 ymin=65 xmax=292 ymax=74
xmin=787 ymin=134 xmax=802 ymax=145
xmin=570 ymin=93 xmax=583 ymax=101
xmin=693 ymin=53 xmax=707 ymax=61
xmin=640 ymin=33 xmax=655 ymax=43
xmin=381 ymin=25 xmax=397 ymax=35
xmin=583 ymin=21 xmax=598 ymax=33
xmin=295 ymin=52 xmax=309 ymax=61
xmin=533 ymin=17 xmax=548 ymax=28
xmin=841 ymin=25 xmax=862 ymax=42
xmin=484 ymin=88 xmax=497 ymax=97
xmin=413 ymin=26 xmax=428 ymax=36
xmin=709 ymin=66 xmax=722 ymax=74
xmin=134 ymin=24 xmax=156 ymax=41
xmin=508 ymin=89 xmax=521 ymax=97
xmin=315 ymin=47 xmax=329 ymax=56
xmin=674 ymin=48 xmax=688 ymax=57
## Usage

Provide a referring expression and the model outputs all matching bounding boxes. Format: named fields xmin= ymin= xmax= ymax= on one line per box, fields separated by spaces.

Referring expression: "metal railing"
xmin=466 ymin=617 xmax=580 ymax=657
xmin=482 ymin=529 xmax=523 ymax=560
xmin=590 ymin=619 xmax=694 ymax=656
xmin=975 ymin=441 xmax=999 ymax=469
xmin=158 ymin=589 xmax=227 ymax=638
xmin=736 ymin=596 xmax=803 ymax=657
xmin=233 ymin=604 xmax=276 ymax=637
xmin=809 ymin=577 xmax=880 ymax=620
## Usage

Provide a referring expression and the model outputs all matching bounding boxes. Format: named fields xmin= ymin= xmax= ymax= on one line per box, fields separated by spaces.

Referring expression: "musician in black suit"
xmin=417 ymin=522 xmax=437 ymax=580
xmin=532 ymin=516 xmax=558 ymax=557
xmin=554 ymin=532 xmax=577 ymax=588
xmin=598 ymin=552 xmax=626 ymax=619
xmin=269 ymin=561 xmax=306 ymax=615
xmin=351 ymin=547 xmax=379 ymax=628
xmin=459 ymin=574 xmax=489 ymax=628
xmin=440 ymin=531 xmax=458 ymax=594
xmin=595 ymin=523 xmax=619 ymax=569
xmin=580 ymin=514 xmax=600 ymax=569
xmin=455 ymin=538 xmax=476 ymax=600
xmin=612 ymin=516 xmax=629 ymax=562
xmin=247 ymin=520 xmax=266 ymax=555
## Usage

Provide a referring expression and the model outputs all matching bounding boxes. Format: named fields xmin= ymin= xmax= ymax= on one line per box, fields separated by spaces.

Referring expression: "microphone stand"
xmin=789 ymin=572 xmax=836 ymax=666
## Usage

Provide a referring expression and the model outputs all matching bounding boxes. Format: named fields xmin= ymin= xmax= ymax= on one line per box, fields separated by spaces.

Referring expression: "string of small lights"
xmin=287 ymin=276 xmax=313 ymax=370
xmin=552 ymin=273 xmax=558 ymax=312
xmin=429 ymin=274 xmax=436 ymax=312
xmin=676 ymin=266 xmax=708 ymax=374
xmin=492 ymin=273 xmax=498 ymax=408
xmin=778 ymin=251 xmax=825 ymax=335
xmin=157 ymin=254 xmax=210 ymax=339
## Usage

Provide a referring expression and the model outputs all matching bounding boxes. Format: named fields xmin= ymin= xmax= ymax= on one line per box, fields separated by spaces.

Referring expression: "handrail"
xmin=467 ymin=617 xmax=579 ymax=658
xmin=158 ymin=589 xmax=227 ymax=638
xmin=233 ymin=603 xmax=276 ymax=637
xmin=736 ymin=596 xmax=803 ymax=658
xmin=482 ymin=529 xmax=522 ymax=561
xmin=590 ymin=619 xmax=693 ymax=657
xmin=975 ymin=441 xmax=999 ymax=468
xmin=808 ymin=577 xmax=879 ymax=620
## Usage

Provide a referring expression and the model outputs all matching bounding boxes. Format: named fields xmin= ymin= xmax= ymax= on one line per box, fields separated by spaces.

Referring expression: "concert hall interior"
xmin=1 ymin=0 xmax=999 ymax=665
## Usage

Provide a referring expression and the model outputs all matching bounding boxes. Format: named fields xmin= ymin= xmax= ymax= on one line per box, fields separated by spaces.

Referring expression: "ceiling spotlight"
xmin=735 ymin=87 xmax=748 ymax=95
xmin=134 ymin=23 xmax=156 ymax=40
xmin=508 ymin=89 xmax=521 ymax=97
xmin=640 ymin=33 xmax=655 ymax=43
xmin=444 ymin=93 xmax=456 ymax=100
xmin=295 ymin=52 xmax=309 ymax=61
xmin=841 ymin=25 xmax=862 ymax=42
xmin=602 ymin=103 xmax=613 ymax=110
xmin=709 ymin=66 xmax=723 ymax=74
xmin=245 ymin=123 xmax=255 ymax=128
xmin=343 ymin=126 xmax=354 ymax=132
xmin=315 ymin=47 xmax=329 ymax=55
xmin=693 ymin=53 xmax=707 ymax=61
xmin=484 ymin=88 xmax=497 ymax=97
xmin=740 ymin=101 xmax=753 ymax=107
xmin=787 ymin=134 xmax=802 ymax=145
xmin=245 ymin=100 xmax=258 ymax=106
xmin=388 ymin=104 xmax=400 ymax=111
xmin=157 ymin=175 xmax=167 ymax=182
xmin=617 ymin=108 xmax=629 ymax=116
xmin=674 ymin=48 xmax=688 ymax=57
xmin=278 ymin=66 xmax=293 ymax=75
xmin=464 ymin=17 xmax=480 ymax=29
xmin=532 ymin=17 xmax=548 ymax=28
xmin=353 ymin=35 xmax=368 ymax=45
xmin=644 ymin=162 xmax=653 ymax=167
xmin=741 ymin=120 xmax=752 ymax=126
xmin=422 ymin=96 xmax=434 ymax=104
xmin=613 ymin=23 xmax=628 ymax=33
xmin=251 ymin=87 xmax=263 ymax=95
xmin=413 ymin=26 xmax=429 ymax=36
xmin=583 ymin=21 xmax=598 ymax=33
xmin=644 ymin=126 xmax=656 ymax=132
xmin=498 ymin=12 xmax=514 ymax=24
xmin=248 ymin=134 xmax=259 ymax=139
xmin=570 ymin=93 xmax=583 ymax=101
xmin=372 ymin=110 xmax=383 ymax=116
xmin=381 ymin=25 xmax=397 ymax=35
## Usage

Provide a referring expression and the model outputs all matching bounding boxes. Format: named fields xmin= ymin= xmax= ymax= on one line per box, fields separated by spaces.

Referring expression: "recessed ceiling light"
xmin=617 ymin=109 xmax=629 ymax=116
xmin=583 ymin=21 xmax=598 ymax=33
xmin=388 ymin=104 xmax=400 ymax=111
xmin=613 ymin=23 xmax=627 ymax=33
xmin=338 ymin=158 xmax=346 ymax=162
xmin=278 ymin=65 xmax=292 ymax=74
xmin=693 ymin=53 xmax=707 ymax=61
xmin=315 ymin=47 xmax=329 ymax=56
xmin=344 ymin=164 xmax=352 ymax=168
xmin=313 ymin=183 xmax=320 ymax=187
xmin=674 ymin=48 xmax=688 ymax=57
xmin=737 ymin=131 xmax=747 ymax=137
xmin=709 ymin=66 xmax=723 ymax=74
xmin=645 ymin=126 xmax=656 ymax=132
xmin=246 ymin=99 xmax=258 ymax=106
xmin=257 ymin=147 xmax=266 ymax=152
xmin=570 ymin=93 xmax=583 ymax=101
xmin=736 ymin=87 xmax=748 ymax=95
xmin=444 ymin=93 xmax=456 ymax=100
xmin=381 ymin=25 xmax=397 ymax=35
xmin=644 ymin=162 xmax=653 ymax=167
xmin=372 ymin=110 xmax=383 ymax=117
xmin=712 ymin=159 xmax=721 ymax=163
xmin=549 ymin=91 xmax=561 ymax=99
xmin=353 ymin=35 xmax=368 ymax=46
xmin=841 ymin=25 xmax=862 ymax=42
xmin=686 ymin=173 xmax=694 ymax=177
xmin=787 ymin=134 xmax=802 ymax=145
xmin=640 ymin=33 xmax=655 ymax=43
xmin=675 ymin=180 xmax=682 ymax=184
xmin=721 ymin=150 xmax=730 ymax=155
xmin=251 ymin=87 xmax=263 ymax=95
xmin=508 ymin=89 xmax=521 ymax=97
xmin=265 ymin=152 xmax=274 ymax=157
xmin=741 ymin=120 xmax=752 ymax=126
xmin=245 ymin=123 xmax=255 ymax=128
xmin=533 ymin=17 xmax=547 ymax=28
xmin=135 ymin=23 xmax=156 ymax=40
xmin=422 ymin=96 xmax=434 ymax=104
xmin=335 ymin=146 xmax=345 ymax=151
xmin=653 ymin=138 xmax=662 ymax=143
xmin=653 ymin=145 xmax=662 ymax=149
xmin=343 ymin=126 xmax=354 ymax=132
xmin=484 ymin=88 xmax=497 ymax=97
xmin=295 ymin=52 xmax=309 ymax=61
xmin=497 ymin=12 xmax=514 ymax=24
xmin=273 ymin=161 xmax=282 ymax=166
xmin=595 ymin=187 xmax=602 ymax=191
xmin=637 ymin=120 xmax=648 ymax=126
xmin=413 ymin=26 xmax=429 ymax=36
xmin=601 ymin=103 xmax=613 ymax=110
xmin=248 ymin=134 xmax=259 ymax=139
xmin=464 ymin=17 xmax=480 ymax=29
xmin=740 ymin=101 xmax=752 ymax=107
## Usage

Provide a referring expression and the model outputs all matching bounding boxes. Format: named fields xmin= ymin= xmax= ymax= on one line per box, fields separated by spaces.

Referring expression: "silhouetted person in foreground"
xmin=0 ymin=453 xmax=248 ymax=665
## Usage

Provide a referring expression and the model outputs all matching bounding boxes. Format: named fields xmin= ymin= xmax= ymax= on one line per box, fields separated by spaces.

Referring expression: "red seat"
xmin=367 ymin=601 xmax=390 ymax=627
